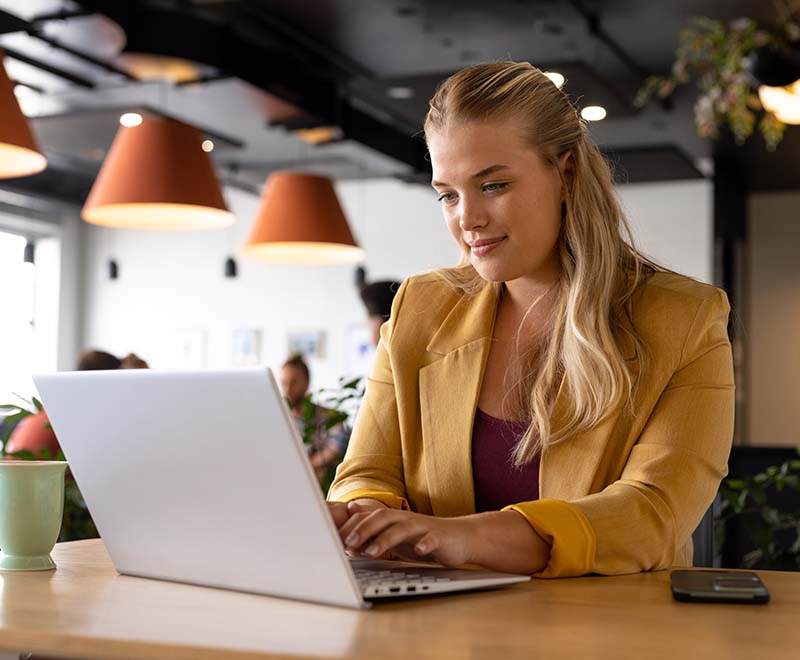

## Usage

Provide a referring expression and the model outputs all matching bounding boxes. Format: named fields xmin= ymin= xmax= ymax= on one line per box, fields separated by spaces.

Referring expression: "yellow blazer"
xmin=328 ymin=270 xmax=735 ymax=577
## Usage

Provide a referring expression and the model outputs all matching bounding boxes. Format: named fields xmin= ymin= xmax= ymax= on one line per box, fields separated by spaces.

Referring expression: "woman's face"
xmin=428 ymin=121 xmax=568 ymax=287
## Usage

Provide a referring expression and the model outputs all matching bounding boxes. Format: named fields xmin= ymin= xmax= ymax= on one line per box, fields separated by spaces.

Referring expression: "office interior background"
xmin=0 ymin=0 xmax=798 ymax=570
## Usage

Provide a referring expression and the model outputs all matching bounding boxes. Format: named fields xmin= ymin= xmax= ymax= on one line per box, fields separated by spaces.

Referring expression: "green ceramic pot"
xmin=0 ymin=461 xmax=67 ymax=571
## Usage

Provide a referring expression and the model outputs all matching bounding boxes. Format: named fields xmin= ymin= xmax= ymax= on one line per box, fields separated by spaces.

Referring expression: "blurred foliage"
xmin=300 ymin=376 xmax=365 ymax=494
xmin=635 ymin=12 xmax=800 ymax=150
xmin=715 ymin=448 xmax=800 ymax=570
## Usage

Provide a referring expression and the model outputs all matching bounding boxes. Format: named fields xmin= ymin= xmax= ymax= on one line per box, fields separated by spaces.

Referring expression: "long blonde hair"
xmin=424 ymin=61 xmax=663 ymax=464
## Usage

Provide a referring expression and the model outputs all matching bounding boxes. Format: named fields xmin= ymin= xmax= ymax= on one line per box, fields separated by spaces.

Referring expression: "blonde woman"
xmin=327 ymin=62 xmax=734 ymax=577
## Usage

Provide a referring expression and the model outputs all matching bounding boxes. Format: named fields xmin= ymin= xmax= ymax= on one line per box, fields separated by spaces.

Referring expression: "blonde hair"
xmin=424 ymin=61 xmax=664 ymax=464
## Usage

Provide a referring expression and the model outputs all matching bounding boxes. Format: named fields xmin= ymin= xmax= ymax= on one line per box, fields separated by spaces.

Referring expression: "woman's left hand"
xmin=339 ymin=502 xmax=552 ymax=574
xmin=339 ymin=505 xmax=477 ymax=567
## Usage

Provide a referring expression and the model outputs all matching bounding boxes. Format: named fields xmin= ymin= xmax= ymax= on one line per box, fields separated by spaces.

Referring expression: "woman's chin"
xmin=471 ymin=262 xmax=511 ymax=284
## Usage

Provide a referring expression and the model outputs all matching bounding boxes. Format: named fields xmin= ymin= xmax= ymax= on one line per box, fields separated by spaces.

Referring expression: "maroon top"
xmin=471 ymin=408 xmax=540 ymax=513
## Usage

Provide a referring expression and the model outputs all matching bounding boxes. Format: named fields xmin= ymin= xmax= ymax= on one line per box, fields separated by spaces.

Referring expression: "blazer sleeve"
xmin=505 ymin=288 xmax=735 ymax=577
xmin=326 ymin=281 xmax=411 ymax=510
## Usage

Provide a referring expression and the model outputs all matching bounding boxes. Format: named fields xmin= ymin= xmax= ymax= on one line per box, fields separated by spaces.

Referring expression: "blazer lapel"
xmin=419 ymin=284 xmax=499 ymax=517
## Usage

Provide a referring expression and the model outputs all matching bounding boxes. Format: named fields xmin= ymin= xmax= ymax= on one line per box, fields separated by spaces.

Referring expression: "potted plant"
xmin=635 ymin=11 xmax=800 ymax=150
xmin=0 ymin=396 xmax=98 ymax=542
xmin=714 ymin=450 xmax=800 ymax=570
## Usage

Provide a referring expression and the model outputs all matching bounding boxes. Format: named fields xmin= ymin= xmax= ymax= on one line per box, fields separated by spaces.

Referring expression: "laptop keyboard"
xmin=353 ymin=566 xmax=452 ymax=596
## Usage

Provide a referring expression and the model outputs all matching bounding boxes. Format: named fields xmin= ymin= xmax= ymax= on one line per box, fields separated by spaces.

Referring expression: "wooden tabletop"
xmin=0 ymin=540 xmax=796 ymax=660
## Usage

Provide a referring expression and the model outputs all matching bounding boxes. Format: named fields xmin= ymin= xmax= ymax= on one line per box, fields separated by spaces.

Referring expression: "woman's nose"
xmin=458 ymin=198 xmax=488 ymax=231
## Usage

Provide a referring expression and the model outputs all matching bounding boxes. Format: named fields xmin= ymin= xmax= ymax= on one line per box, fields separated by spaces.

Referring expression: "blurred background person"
xmin=359 ymin=279 xmax=401 ymax=348
xmin=279 ymin=353 xmax=348 ymax=482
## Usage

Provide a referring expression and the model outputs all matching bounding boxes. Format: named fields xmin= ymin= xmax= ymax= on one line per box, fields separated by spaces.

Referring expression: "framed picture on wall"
xmin=345 ymin=323 xmax=375 ymax=377
xmin=287 ymin=330 xmax=326 ymax=359
xmin=231 ymin=328 xmax=263 ymax=366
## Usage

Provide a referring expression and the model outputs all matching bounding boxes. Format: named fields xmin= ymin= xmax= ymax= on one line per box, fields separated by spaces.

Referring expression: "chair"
xmin=691 ymin=498 xmax=719 ymax=567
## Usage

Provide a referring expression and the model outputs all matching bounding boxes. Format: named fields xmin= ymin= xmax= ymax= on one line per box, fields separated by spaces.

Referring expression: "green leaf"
xmin=32 ymin=397 xmax=44 ymax=412
xmin=7 ymin=449 xmax=36 ymax=461
xmin=725 ymin=478 xmax=745 ymax=489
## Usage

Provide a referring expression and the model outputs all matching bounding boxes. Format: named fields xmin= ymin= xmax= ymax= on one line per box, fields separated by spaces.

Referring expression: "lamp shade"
xmin=82 ymin=116 xmax=233 ymax=230
xmin=0 ymin=50 xmax=47 ymax=178
xmin=243 ymin=173 xmax=364 ymax=264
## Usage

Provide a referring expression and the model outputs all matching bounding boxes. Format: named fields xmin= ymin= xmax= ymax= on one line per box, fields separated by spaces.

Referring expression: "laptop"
xmin=33 ymin=368 xmax=530 ymax=609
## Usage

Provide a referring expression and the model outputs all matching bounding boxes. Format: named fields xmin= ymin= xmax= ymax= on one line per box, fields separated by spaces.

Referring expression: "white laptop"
xmin=34 ymin=368 xmax=529 ymax=609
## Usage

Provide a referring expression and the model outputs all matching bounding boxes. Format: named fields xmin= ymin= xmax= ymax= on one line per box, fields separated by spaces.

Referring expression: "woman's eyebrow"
xmin=431 ymin=164 xmax=511 ymax=188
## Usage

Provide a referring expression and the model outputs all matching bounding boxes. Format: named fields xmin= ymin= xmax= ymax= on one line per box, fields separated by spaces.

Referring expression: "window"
xmin=0 ymin=230 xmax=36 ymax=404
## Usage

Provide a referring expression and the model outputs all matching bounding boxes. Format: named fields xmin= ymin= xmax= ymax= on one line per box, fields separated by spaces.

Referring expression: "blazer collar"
xmin=425 ymin=284 xmax=499 ymax=356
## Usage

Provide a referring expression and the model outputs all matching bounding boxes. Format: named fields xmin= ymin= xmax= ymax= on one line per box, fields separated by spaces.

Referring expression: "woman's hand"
xmin=338 ymin=508 xmax=477 ymax=567
xmin=338 ymin=507 xmax=552 ymax=574
xmin=327 ymin=499 xmax=388 ymax=529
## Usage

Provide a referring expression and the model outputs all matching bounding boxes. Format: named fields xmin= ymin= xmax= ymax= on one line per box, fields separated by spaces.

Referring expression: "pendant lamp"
xmin=82 ymin=116 xmax=234 ymax=230
xmin=0 ymin=50 xmax=47 ymax=178
xmin=243 ymin=173 xmax=364 ymax=264
xmin=758 ymin=80 xmax=800 ymax=125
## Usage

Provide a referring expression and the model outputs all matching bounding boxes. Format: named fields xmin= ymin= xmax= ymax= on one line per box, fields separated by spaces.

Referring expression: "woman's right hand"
xmin=327 ymin=499 xmax=388 ymax=529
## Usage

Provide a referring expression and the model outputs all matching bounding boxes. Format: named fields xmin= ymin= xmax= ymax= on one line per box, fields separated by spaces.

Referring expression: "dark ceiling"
xmin=0 ymin=0 xmax=795 ymax=207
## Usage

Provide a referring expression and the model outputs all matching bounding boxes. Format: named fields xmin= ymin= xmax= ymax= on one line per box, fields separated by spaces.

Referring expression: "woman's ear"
xmin=559 ymin=151 xmax=574 ymax=199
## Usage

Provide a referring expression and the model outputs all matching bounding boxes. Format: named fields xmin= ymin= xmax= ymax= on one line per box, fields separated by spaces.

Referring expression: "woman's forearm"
xmin=468 ymin=510 xmax=551 ymax=574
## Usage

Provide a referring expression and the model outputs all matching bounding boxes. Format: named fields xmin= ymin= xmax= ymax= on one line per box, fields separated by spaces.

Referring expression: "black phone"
xmin=670 ymin=570 xmax=770 ymax=604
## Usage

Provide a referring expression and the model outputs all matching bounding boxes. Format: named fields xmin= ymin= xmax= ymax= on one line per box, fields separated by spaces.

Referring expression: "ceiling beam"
xmin=75 ymin=0 xmax=429 ymax=172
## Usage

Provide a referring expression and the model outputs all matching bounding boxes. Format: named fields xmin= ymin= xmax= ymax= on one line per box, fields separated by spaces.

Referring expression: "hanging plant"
xmin=635 ymin=11 xmax=800 ymax=150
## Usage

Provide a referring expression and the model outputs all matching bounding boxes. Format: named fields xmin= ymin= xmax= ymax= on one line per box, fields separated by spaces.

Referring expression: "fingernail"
xmin=345 ymin=533 xmax=358 ymax=546
xmin=416 ymin=542 xmax=428 ymax=553
xmin=365 ymin=543 xmax=379 ymax=556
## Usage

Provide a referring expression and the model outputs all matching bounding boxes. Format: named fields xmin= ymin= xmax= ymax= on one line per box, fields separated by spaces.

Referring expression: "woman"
xmin=327 ymin=62 xmax=734 ymax=577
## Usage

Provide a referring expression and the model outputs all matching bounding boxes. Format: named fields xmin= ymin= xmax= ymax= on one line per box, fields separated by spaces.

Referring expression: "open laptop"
xmin=34 ymin=368 xmax=529 ymax=609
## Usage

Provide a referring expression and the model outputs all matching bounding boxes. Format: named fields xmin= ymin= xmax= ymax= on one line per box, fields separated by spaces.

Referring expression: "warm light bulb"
xmin=201 ymin=139 xmax=214 ymax=152
xmin=120 ymin=112 xmax=143 ymax=128
xmin=758 ymin=80 xmax=800 ymax=125
xmin=581 ymin=105 xmax=607 ymax=121
xmin=544 ymin=71 xmax=565 ymax=88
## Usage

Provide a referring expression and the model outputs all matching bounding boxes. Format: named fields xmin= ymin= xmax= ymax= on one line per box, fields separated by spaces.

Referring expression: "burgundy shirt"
xmin=471 ymin=408 xmax=540 ymax=512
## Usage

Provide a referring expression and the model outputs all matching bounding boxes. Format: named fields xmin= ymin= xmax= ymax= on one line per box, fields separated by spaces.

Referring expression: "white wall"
xmin=619 ymin=180 xmax=713 ymax=284
xmin=80 ymin=178 xmax=712 ymax=392
xmin=747 ymin=192 xmax=800 ymax=446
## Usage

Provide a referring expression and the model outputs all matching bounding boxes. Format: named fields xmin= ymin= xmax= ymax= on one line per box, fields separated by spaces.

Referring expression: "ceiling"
xmin=0 ymin=0 xmax=794 ymax=207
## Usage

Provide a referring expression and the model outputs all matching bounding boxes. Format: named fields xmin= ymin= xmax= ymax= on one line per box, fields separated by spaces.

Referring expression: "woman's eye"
xmin=482 ymin=182 xmax=508 ymax=193
xmin=437 ymin=192 xmax=457 ymax=204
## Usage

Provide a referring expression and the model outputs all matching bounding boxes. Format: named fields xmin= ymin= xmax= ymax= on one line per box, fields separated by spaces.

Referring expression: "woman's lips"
xmin=469 ymin=237 xmax=506 ymax=257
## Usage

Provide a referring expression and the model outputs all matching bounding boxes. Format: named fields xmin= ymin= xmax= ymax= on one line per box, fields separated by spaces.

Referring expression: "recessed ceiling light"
xmin=387 ymin=86 xmax=415 ymax=100
xmin=119 ymin=112 xmax=143 ymax=127
xmin=581 ymin=105 xmax=607 ymax=121
xmin=543 ymin=71 xmax=565 ymax=88
xmin=201 ymin=139 xmax=214 ymax=152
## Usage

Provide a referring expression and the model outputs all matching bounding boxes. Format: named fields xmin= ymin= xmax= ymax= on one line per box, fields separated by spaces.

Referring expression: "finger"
xmin=362 ymin=522 xmax=425 ymax=558
xmin=327 ymin=502 xmax=350 ymax=528
xmin=414 ymin=530 xmax=442 ymax=557
xmin=347 ymin=499 xmax=387 ymax=514
xmin=344 ymin=509 xmax=406 ymax=550
xmin=337 ymin=511 xmax=372 ymax=544
xmin=355 ymin=518 xmax=426 ymax=558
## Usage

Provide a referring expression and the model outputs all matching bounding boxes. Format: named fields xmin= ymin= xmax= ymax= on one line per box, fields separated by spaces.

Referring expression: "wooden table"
xmin=0 ymin=540 xmax=796 ymax=660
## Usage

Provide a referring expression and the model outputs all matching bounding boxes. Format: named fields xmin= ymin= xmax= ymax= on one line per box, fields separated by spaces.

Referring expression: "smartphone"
xmin=670 ymin=570 xmax=770 ymax=604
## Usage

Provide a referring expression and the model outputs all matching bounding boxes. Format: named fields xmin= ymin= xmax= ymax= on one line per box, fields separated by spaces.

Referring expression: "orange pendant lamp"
xmin=243 ymin=173 xmax=364 ymax=264
xmin=0 ymin=50 xmax=47 ymax=178
xmin=82 ymin=116 xmax=233 ymax=230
